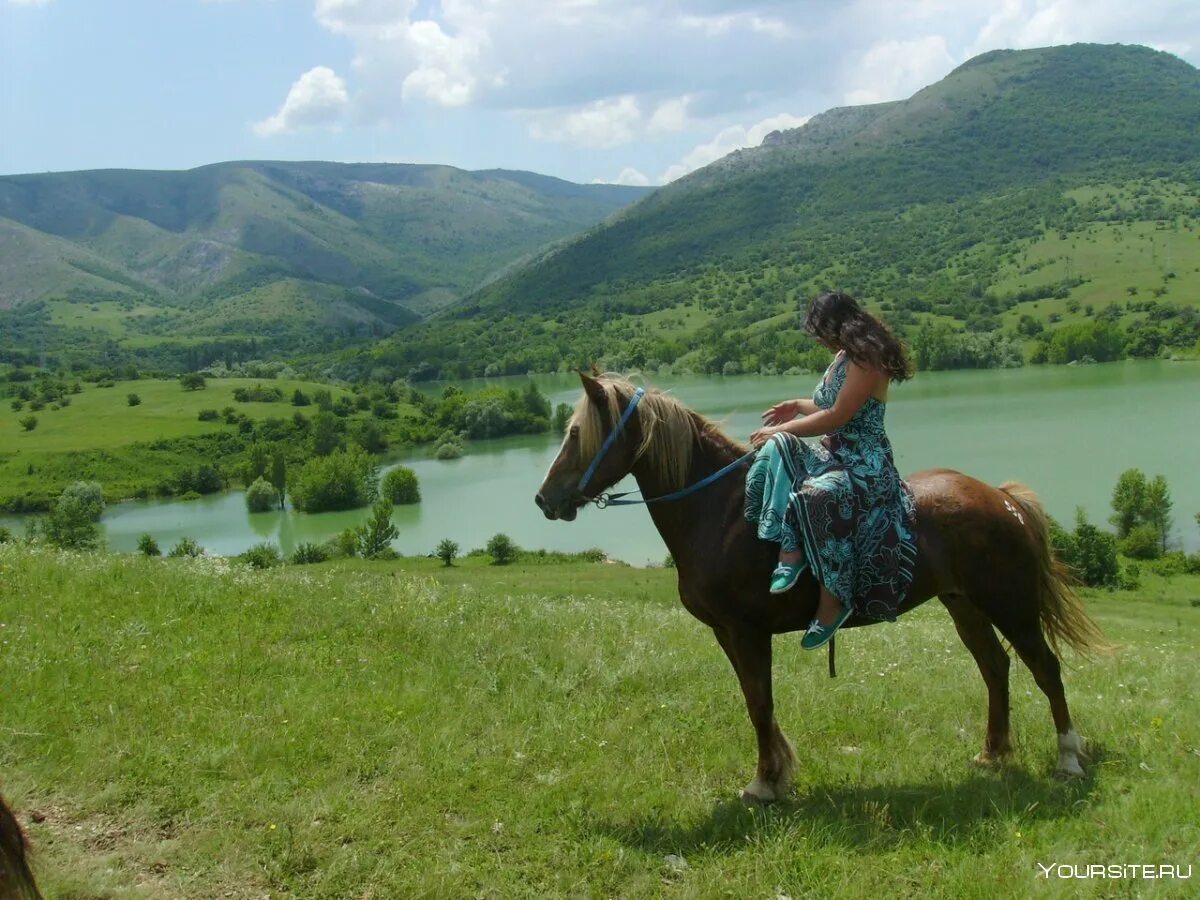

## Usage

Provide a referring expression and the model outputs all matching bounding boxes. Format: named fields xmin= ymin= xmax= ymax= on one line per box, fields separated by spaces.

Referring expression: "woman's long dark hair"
xmin=803 ymin=291 xmax=913 ymax=382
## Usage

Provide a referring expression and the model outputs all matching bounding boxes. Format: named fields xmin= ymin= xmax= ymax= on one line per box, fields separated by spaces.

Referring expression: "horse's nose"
xmin=534 ymin=492 xmax=546 ymax=510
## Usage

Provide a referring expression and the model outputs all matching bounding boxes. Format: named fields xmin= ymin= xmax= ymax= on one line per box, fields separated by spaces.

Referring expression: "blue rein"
xmin=577 ymin=386 xmax=757 ymax=509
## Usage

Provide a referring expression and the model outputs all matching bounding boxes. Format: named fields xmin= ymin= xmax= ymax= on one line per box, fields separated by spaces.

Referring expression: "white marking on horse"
xmin=1004 ymin=499 xmax=1025 ymax=525
xmin=1056 ymin=728 xmax=1086 ymax=777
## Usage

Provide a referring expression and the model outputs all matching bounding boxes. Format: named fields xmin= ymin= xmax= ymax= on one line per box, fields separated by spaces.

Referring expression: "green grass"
xmin=1 ymin=545 xmax=1197 ymax=898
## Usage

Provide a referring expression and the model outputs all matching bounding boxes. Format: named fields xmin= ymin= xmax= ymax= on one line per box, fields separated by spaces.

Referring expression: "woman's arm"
xmin=750 ymin=361 xmax=878 ymax=446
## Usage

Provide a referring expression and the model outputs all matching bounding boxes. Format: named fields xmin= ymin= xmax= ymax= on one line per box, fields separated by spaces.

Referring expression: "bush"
xmin=167 ymin=537 xmax=203 ymax=558
xmin=382 ymin=467 xmax=421 ymax=504
xmin=290 ymin=542 xmax=330 ymax=565
xmin=126 ymin=393 xmax=141 ymax=407
xmin=0 ymin=526 xmax=13 ymax=544
xmin=245 ymin=477 xmax=280 ymax=513
xmin=198 ymin=409 xmax=219 ymax=421
xmin=290 ymin=446 xmax=378 ymax=513
xmin=43 ymin=482 xmax=106 ymax=550
xmin=137 ymin=533 xmax=161 ymax=556
xmin=1119 ymin=524 xmax=1162 ymax=560
xmin=357 ymin=498 xmax=398 ymax=559
xmin=239 ymin=542 xmax=282 ymax=569
xmin=433 ymin=429 xmax=466 ymax=460
xmin=329 ymin=528 xmax=361 ymax=559
xmin=486 ymin=533 xmax=518 ymax=566
xmin=436 ymin=538 xmax=459 ymax=567
xmin=19 ymin=415 xmax=37 ymax=432
xmin=292 ymin=389 xmax=311 ymax=407
xmin=180 ymin=372 xmax=206 ymax=391
xmin=1051 ymin=509 xmax=1118 ymax=589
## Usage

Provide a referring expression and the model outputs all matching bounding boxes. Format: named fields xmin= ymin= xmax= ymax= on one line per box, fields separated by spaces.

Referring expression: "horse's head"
xmin=535 ymin=372 xmax=647 ymax=521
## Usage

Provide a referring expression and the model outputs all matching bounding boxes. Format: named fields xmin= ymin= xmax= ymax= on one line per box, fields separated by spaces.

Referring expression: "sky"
xmin=2 ymin=0 xmax=1199 ymax=185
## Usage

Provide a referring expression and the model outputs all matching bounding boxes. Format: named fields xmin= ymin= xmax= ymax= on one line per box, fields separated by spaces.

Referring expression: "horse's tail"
xmin=998 ymin=482 xmax=1112 ymax=657
xmin=0 ymin=794 xmax=41 ymax=900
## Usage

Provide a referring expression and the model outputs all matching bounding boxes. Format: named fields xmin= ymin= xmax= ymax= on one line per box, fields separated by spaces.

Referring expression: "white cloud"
xmin=254 ymin=66 xmax=350 ymax=136
xmin=6 ymin=0 xmax=55 ymax=6
xmin=844 ymin=35 xmax=957 ymax=105
xmin=658 ymin=112 xmax=811 ymax=183
xmin=647 ymin=95 xmax=691 ymax=134
xmin=529 ymin=95 xmax=643 ymax=148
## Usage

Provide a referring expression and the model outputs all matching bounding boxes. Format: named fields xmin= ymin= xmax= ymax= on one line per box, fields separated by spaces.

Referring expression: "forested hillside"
xmin=0 ymin=163 xmax=648 ymax=369
xmin=362 ymin=44 xmax=1200 ymax=380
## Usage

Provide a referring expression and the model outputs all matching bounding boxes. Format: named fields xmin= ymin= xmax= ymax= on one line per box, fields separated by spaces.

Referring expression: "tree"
xmin=436 ymin=538 xmax=459 ymax=567
xmin=180 ymin=372 xmax=206 ymax=391
xmin=126 ymin=393 xmax=141 ymax=407
xmin=309 ymin=410 xmax=343 ymax=456
xmin=19 ymin=415 xmax=37 ymax=432
xmin=382 ymin=467 xmax=420 ymax=504
xmin=553 ymin=402 xmax=572 ymax=433
xmin=43 ymin=482 xmax=106 ymax=550
xmin=291 ymin=389 xmax=311 ymax=407
xmin=245 ymin=477 xmax=279 ymax=513
xmin=1109 ymin=468 xmax=1147 ymax=538
xmin=486 ymin=533 xmax=518 ymax=565
xmin=290 ymin=446 xmax=378 ymax=513
xmin=1054 ymin=509 xmax=1118 ymax=589
xmin=357 ymin=498 xmax=398 ymax=558
xmin=137 ymin=533 xmax=161 ymax=556
xmin=270 ymin=451 xmax=287 ymax=509
xmin=1143 ymin=474 xmax=1173 ymax=553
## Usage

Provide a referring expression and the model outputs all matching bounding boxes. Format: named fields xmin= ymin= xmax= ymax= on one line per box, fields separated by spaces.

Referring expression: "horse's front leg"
xmin=713 ymin=624 xmax=797 ymax=803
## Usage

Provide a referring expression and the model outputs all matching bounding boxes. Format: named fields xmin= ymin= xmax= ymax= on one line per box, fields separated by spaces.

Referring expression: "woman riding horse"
xmin=746 ymin=291 xmax=916 ymax=651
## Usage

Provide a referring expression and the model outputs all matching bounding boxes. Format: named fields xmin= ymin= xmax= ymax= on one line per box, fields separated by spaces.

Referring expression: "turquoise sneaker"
xmin=769 ymin=562 xmax=803 ymax=594
xmin=801 ymin=605 xmax=853 ymax=650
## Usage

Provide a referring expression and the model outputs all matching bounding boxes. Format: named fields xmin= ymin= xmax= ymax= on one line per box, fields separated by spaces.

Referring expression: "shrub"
xmin=1053 ymin=509 xmax=1119 ymax=589
xmin=1119 ymin=524 xmax=1162 ymax=560
xmin=0 ymin=526 xmax=13 ymax=544
xmin=180 ymin=372 xmax=206 ymax=391
xmin=357 ymin=498 xmax=398 ymax=559
xmin=43 ymin=482 xmax=106 ymax=551
xmin=292 ymin=389 xmax=311 ymax=407
xmin=126 ymin=393 xmax=141 ymax=407
xmin=9 ymin=399 xmax=22 ymax=412
xmin=290 ymin=446 xmax=378 ymax=513
xmin=19 ymin=415 xmax=37 ymax=432
xmin=167 ymin=537 xmax=203 ymax=558
xmin=239 ymin=542 xmax=282 ymax=569
xmin=486 ymin=533 xmax=518 ymax=566
xmin=433 ymin=429 xmax=466 ymax=460
xmin=245 ymin=477 xmax=279 ymax=513
xmin=290 ymin=542 xmax=330 ymax=565
xmin=382 ymin=467 xmax=421 ymax=504
xmin=329 ymin=528 xmax=360 ymax=559
xmin=436 ymin=538 xmax=459 ymax=567
xmin=198 ymin=409 xmax=219 ymax=421
xmin=552 ymin=403 xmax=572 ymax=433
xmin=137 ymin=533 xmax=161 ymax=556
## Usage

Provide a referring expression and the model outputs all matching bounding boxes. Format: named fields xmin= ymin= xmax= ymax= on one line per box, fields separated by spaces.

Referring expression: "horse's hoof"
xmin=971 ymin=750 xmax=1010 ymax=768
xmin=740 ymin=779 xmax=778 ymax=805
xmin=1054 ymin=759 xmax=1086 ymax=779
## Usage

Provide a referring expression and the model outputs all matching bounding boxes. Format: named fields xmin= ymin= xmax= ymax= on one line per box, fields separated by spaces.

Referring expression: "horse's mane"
xmin=569 ymin=373 xmax=750 ymax=491
xmin=0 ymin=794 xmax=40 ymax=899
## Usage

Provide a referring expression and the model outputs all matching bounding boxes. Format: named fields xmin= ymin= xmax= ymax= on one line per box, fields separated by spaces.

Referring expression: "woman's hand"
xmin=749 ymin=424 xmax=780 ymax=448
xmin=761 ymin=399 xmax=802 ymax=426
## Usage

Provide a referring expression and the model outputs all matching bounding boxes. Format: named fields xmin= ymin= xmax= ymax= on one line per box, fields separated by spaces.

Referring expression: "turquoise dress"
xmin=744 ymin=352 xmax=917 ymax=621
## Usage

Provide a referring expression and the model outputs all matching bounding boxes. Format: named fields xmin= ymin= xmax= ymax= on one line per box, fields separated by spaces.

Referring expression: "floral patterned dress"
xmin=744 ymin=352 xmax=917 ymax=621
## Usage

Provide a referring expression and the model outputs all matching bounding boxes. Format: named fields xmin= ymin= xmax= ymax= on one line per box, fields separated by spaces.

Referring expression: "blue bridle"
xmin=576 ymin=386 xmax=757 ymax=508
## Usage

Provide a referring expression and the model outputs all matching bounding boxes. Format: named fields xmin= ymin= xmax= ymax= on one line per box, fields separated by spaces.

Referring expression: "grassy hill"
xmin=362 ymin=44 xmax=1200 ymax=380
xmin=0 ymin=162 xmax=649 ymax=369
xmin=1 ymin=544 xmax=1197 ymax=897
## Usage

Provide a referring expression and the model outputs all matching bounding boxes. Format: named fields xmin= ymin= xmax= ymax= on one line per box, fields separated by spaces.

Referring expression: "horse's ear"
xmin=578 ymin=370 xmax=607 ymax=406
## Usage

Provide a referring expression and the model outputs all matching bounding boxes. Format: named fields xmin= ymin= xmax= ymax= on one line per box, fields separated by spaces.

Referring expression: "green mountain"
xmin=365 ymin=43 xmax=1200 ymax=379
xmin=0 ymin=162 xmax=648 ymax=366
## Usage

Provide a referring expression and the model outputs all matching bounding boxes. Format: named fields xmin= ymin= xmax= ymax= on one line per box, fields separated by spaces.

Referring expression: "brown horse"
xmin=535 ymin=373 xmax=1107 ymax=802
xmin=0 ymin=795 xmax=40 ymax=900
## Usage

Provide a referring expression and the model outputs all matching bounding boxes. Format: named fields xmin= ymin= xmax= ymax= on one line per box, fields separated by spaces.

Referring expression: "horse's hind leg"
xmin=941 ymin=593 xmax=1013 ymax=765
xmin=985 ymin=597 xmax=1086 ymax=777
xmin=712 ymin=625 xmax=797 ymax=803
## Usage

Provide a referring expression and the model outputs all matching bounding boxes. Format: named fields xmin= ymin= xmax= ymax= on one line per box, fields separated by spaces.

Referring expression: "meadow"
xmin=1 ymin=544 xmax=1197 ymax=898
xmin=0 ymin=377 xmax=419 ymax=509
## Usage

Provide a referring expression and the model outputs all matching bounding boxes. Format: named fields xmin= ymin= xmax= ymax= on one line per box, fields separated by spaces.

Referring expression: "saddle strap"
xmin=828 ymin=636 xmax=837 ymax=678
